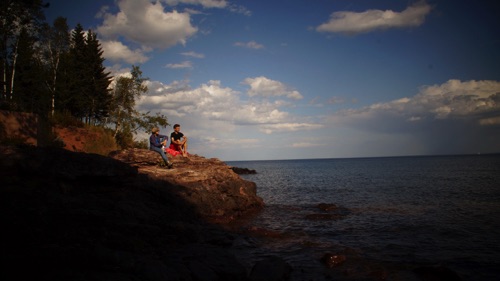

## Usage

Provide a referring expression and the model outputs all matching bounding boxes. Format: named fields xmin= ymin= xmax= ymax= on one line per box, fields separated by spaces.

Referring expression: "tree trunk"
xmin=9 ymin=39 xmax=19 ymax=100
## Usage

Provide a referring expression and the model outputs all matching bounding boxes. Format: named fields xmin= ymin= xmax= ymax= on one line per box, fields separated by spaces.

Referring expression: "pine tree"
xmin=82 ymin=29 xmax=112 ymax=125
xmin=63 ymin=23 xmax=86 ymax=118
xmin=12 ymin=27 xmax=47 ymax=113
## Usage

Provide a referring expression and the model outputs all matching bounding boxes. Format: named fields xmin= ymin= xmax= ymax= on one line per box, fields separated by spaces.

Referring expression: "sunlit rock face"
xmin=109 ymin=148 xmax=264 ymax=222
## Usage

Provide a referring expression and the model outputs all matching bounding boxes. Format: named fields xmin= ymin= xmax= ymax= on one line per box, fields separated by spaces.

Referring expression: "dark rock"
xmin=0 ymin=145 xmax=262 ymax=281
xmin=249 ymin=256 xmax=292 ymax=281
xmin=321 ymin=253 xmax=347 ymax=268
xmin=305 ymin=213 xmax=343 ymax=220
xmin=245 ymin=226 xmax=285 ymax=239
xmin=317 ymin=203 xmax=338 ymax=211
xmin=230 ymin=166 xmax=257 ymax=174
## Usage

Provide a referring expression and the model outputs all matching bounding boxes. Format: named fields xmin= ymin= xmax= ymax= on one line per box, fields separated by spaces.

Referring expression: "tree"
xmin=61 ymin=23 xmax=86 ymax=117
xmin=12 ymin=27 xmax=47 ymax=113
xmin=110 ymin=65 xmax=169 ymax=148
xmin=1 ymin=0 xmax=47 ymax=102
xmin=81 ymin=29 xmax=112 ymax=125
xmin=52 ymin=23 xmax=112 ymax=125
xmin=39 ymin=16 xmax=70 ymax=116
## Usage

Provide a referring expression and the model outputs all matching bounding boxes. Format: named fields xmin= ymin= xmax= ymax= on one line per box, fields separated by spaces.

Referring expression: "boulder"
xmin=230 ymin=167 xmax=257 ymax=174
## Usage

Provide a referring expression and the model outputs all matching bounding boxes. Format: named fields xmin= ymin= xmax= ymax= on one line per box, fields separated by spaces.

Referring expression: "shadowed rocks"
xmin=0 ymin=145 xmax=263 ymax=281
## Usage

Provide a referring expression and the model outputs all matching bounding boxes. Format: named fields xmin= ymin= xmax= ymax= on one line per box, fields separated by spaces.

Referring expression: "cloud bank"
xmin=317 ymin=1 xmax=432 ymax=34
xmin=133 ymin=77 xmax=499 ymax=159
xmin=331 ymin=79 xmax=500 ymax=155
xmin=243 ymin=76 xmax=303 ymax=100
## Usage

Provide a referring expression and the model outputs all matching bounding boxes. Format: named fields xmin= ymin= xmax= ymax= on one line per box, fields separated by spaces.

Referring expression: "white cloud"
xmin=260 ymin=123 xmax=324 ymax=134
xmin=333 ymin=79 xmax=500 ymax=126
xmin=163 ymin=0 xmax=251 ymax=16
xmin=137 ymin=79 xmax=317 ymax=132
xmin=328 ymin=79 xmax=500 ymax=155
xmin=97 ymin=0 xmax=197 ymax=49
xmin=227 ymin=3 xmax=251 ymax=16
xmin=290 ymin=142 xmax=324 ymax=148
xmin=165 ymin=61 xmax=193 ymax=69
xmin=132 ymin=78 xmax=322 ymax=159
xmin=243 ymin=76 xmax=304 ymax=100
xmin=163 ymin=0 xmax=228 ymax=9
xmin=203 ymin=137 xmax=260 ymax=148
xmin=234 ymin=41 xmax=264 ymax=49
xmin=479 ymin=116 xmax=500 ymax=126
xmin=317 ymin=1 xmax=432 ymax=34
xmin=100 ymin=40 xmax=149 ymax=63
xmin=181 ymin=51 xmax=205 ymax=58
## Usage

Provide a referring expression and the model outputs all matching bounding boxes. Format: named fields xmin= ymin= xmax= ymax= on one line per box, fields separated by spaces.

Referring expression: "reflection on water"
xmin=227 ymin=155 xmax=500 ymax=280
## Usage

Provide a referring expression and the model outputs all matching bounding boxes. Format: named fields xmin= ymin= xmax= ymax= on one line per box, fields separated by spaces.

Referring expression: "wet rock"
xmin=305 ymin=213 xmax=343 ymax=220
xmin=245 ymin=226 xmax=285 ymax=239
xmin=310 ymin=203 xmax=350 ymax=221
xmin=249 ymin=256 xmax=292 ymax=281
xmin=317 ymin=203 xmax=339 ymax=211
xmin=231 ymin=166 xmax=257 ymax=174
xmin=321 ymin=253 xmax=347 ymax=268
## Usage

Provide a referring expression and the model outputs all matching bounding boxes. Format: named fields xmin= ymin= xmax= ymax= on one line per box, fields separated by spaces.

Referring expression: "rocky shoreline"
xmin=0 ymin=145 xmax=282 ymax=281
xmin=0 ymin=145 xmax=466 ymax=281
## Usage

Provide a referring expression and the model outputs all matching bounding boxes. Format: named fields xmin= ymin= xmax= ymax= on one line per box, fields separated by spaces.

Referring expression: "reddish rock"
xmin=109 ymin=148 xmax=264 ymax=222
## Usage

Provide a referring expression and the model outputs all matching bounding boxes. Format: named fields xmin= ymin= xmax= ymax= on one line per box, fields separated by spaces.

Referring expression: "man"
xmin=169 ymin=124 xmax=188 ymax=157
xmin=149 ymin=127 xmax=173 ymax=169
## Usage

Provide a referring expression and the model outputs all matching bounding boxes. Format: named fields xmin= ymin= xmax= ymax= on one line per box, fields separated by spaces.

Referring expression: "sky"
xmin=44 ymin=0 xmax=500 ymax=161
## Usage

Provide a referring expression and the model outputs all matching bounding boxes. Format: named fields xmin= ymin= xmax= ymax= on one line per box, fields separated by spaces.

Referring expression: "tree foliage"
xmin=1 ymin=0 xmax=47 ymax=103
xmin=39 ymin=16 xmax=70 ymax=116
xmin=1 ymin=3 xmax=170 ymax=149
xmin=110 ymin=65 xmax=169 ymax=148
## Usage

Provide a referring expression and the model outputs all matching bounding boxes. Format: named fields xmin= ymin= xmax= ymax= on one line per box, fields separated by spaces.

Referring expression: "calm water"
xmin=226 ymin=155 xmax=500 ymax=280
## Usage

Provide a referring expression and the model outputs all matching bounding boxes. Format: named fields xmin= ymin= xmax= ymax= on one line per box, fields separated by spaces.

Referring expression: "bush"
xmin=134 ymin=139 xmax=149 ymax=149
xmin=115 ymin=131 xmax=134 ymax=149
xmin=83 ymin=126 xmax=120 ymax=156
xmin=50 ymin=110 xmax=83 ymax=128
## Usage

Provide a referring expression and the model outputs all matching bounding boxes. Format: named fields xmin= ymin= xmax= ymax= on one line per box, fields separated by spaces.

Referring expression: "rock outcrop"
xmin=108 ymin=148 xmax=263 ymax=223
xmin=0 ymin=145 xmax=264 ymax=281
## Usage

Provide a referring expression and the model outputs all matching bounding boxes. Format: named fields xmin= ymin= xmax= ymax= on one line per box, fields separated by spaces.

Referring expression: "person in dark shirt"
xmin=149 ymin=127 xmax=173 ymax=169
xmin=169 ymin=124 xmax=188 ymax=157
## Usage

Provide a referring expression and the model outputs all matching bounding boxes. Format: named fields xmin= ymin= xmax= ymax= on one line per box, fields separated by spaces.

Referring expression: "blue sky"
xmin=45 ymin=0 xmax=500 ymax=161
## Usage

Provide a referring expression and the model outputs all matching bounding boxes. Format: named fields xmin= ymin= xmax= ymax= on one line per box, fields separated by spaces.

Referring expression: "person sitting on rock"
xmin=149 ymin=127 xmax=173 ymax=169
xmin=169 ymin=124 xmax=188 ymax=157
